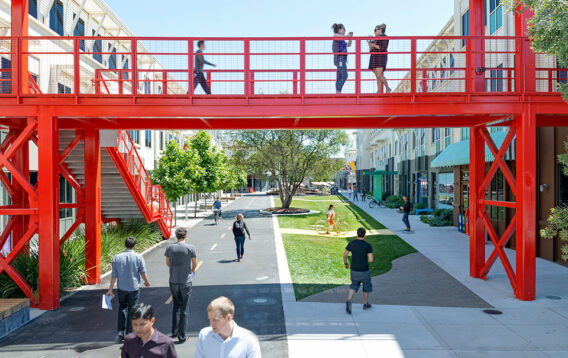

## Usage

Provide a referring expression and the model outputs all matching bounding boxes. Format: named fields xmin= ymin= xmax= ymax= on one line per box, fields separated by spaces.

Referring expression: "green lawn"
xmin=276 ymin=195 xmax=417 ymax=300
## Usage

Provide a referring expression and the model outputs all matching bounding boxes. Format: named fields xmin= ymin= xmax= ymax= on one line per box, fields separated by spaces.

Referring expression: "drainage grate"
xmin=546 ymin=295 xmax=562 ymax=300
xmin=483 ymin=309 xmax=503 ymax=315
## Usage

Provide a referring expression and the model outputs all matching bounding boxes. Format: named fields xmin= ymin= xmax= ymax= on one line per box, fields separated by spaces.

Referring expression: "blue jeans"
xmin=402 ymin=212 xmax=410 ymax=229
xmin=234 ymin=235 xmax=246 ymax=259
xmin=169 ymin=282 xmax=192 ymax=340
xmin=117 ymin=289 xmax=140 ymax=334
xmin=336 ymin=62 xmax=348 ymax=92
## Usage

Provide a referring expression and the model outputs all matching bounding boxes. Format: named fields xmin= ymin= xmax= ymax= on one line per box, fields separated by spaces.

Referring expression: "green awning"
xmin=431 ymin=131 xmax=516 ymax=169
xmin=364 ymin=170 xmax=398 ymax=175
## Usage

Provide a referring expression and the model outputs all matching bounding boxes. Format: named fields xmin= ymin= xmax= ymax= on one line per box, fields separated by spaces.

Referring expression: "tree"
xmin=151 ymin=140 xmax=199 ymax=225
xmin=508 ymin=0 xmax=568 ymax=101
xmin=228 ymin=130 xmax=348 ymax=208
xmin=188 ymin=131 xmax=223 ymax=217
xmin=540 ymin=139 xmax=568 ymax=260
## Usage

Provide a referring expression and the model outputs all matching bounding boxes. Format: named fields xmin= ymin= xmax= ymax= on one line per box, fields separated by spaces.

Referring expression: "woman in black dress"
xmin=368 ymin=24 xmax=391 ymax=93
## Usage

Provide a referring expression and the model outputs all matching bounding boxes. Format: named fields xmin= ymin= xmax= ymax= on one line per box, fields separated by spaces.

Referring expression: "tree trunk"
xmin=194 ymin=192 xmax=198 ymax=218
xmin=174 ymin=202 xmax=177 ymax=227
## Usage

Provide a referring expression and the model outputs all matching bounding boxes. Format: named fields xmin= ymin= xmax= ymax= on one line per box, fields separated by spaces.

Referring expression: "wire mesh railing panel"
xmin=483 ymin=38 xmax=517 ymax=93
xmin=0 ymin=38 xmax=11 ymax=94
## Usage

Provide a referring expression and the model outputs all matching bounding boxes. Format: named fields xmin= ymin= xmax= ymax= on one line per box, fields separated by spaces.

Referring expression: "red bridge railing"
xmin=0 ymin=36 xmax=565 ymax=99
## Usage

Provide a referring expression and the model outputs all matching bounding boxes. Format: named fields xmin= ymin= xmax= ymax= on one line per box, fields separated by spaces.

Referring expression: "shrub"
xmin=420 ymin=208 xmax=454 ymax=227
xmin=385 ymin=195 xmax=404 ymax=209
xmin=0 ymin=220 xmax=162 ymax=299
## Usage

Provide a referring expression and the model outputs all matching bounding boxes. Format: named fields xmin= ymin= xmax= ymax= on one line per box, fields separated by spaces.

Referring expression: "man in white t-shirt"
xmin=195 ymin=296 xmax=261 ymax=358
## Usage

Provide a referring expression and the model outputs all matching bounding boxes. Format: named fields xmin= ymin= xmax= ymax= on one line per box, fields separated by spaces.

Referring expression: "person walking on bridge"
xmin=165 ymin=227 xmax=197 ymax=344
xmin=232 ymin=213 xmax=251 ymax=262
xmin=368 ymin=23 xmax=391 ymax=93
xmin=194 ymin=40 xmax=216 ymax=95
xmin=332 ymin=23 xmax=353 ymax=94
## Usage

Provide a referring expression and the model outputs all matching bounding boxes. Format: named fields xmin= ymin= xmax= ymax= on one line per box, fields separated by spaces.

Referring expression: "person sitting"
xmin=213 ymin=197 xmax=222 ymax=217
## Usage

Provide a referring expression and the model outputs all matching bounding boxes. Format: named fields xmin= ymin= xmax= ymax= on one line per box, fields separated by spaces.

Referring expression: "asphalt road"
xmin=0 ymin=194 xmax=288 ymax=358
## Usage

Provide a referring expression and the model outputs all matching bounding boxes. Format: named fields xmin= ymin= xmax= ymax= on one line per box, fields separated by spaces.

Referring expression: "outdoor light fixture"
xmin=539 ymin=183 xmax=549 ymax=192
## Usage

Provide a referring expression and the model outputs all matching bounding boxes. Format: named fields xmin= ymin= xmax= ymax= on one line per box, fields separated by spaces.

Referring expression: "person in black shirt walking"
xmin=232 ymin=213 xmax=251 ymax=262
xmin=344 ymin=228 xmax=374 ymax=314
xmin=400 ymin=195 xmax=412 ymax=231
xmin=193 ymin=41 xmax=216 ymax=94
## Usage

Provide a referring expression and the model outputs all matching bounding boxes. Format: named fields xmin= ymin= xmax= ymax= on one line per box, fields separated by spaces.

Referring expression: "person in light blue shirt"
xmin=213 ymin=197 xmax=222 ymax=216
xmin=196 ymin=296 xmax=261 ymax=358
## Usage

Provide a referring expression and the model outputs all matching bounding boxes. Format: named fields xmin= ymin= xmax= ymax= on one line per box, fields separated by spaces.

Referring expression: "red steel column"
xmin=469 ymin=125 xmax=486 ymax=278
xmin=469 ymin=0 xmax=485 ymax=92
xmin=515 ymin=6 xmax=536 ymax=93
xmin=38 ymin=114 xmax=60 ymax=310
xmin=84 ymin=128 xmax=101 ymax=284
xmin=516 ymin=108 xmax=536 ymax=300
xmin=11 ymin=0 xmax=29 ymax=95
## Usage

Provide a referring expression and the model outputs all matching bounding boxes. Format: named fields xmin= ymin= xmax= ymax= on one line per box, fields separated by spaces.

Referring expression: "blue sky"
xmin=105 ymin=0 xmax=454 ymax=38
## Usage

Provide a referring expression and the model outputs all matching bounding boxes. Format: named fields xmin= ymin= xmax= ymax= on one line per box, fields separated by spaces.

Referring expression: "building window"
xmin=444 ymin=128 xmax=451 ymax=147
xmin=59 ymin=176 xmax=74 ymax=219
xmin=461 ymin=128 xmax=470 ymax=140
xmin=449 ymin=54 xmax=455 ymax=75
xmin=108 ymin=45 xmax=117 ymax=69
xmin=438 ymin=172 xmax=454 ymax=209
xmin=49 ymin=1 xmax=64 ymax=36
xmin=29 ymin=0 xmax=38 ymax=18
xmin=441 ymin=58 xmax=447 ymax=80
xmin=57 ymin=83 xmax=71 ymax=94
xmin=73 ymin=16 xmax=85 ymax=51
xmin=462 ymin=10 xmax=469 ymax=47
xmin=487 ymin=170 xmax=504 ymax=221
xmin=559 ymin=165 xmax=568 ymax=206
xmin=122 ymin=58 xmax=129 ymax=80
xmin=92 ymin=30 xmax=102 ymax=63
xmin=489 ymin=0 xmax=503 ymax=35
xmin=490 ymin=63 xmax=504 ymax=92
xmin=0 ymin=58 xmax=10 ymax=94
xmin=128 ymin=130 xmax=140 ymax=144
xmin=145 ymin=130 xmax=152 ymax=148
xmin=557 ymin=59 xmax=567 ymax=87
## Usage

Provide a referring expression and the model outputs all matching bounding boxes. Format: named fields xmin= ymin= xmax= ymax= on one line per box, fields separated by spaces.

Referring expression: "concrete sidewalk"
xmin=275 ymin=194 xmax=568 ymax=358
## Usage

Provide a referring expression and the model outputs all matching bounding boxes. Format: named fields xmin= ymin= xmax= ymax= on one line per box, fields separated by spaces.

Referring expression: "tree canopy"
xmin=228 ymin=130 xmax=348 ymax=208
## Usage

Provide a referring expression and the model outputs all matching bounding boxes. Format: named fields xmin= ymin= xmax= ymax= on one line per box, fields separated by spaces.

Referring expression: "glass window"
xmin=145 ymin=130 xmax=152 ymax=148
xmin=92 ymin=30 xmax=102 ymax=63
xmin=108 ymin=45 xmax=117 ymax=69
xmin=559 ymin=165 xmax=568 ymax=206
xmin=450 ymin=54 xmax=455 ymax=75
xmin=0 ymin=58 xmax=10 ymax=94
xmin=29 ymin=0 xmax=38 ymax=18
xmin=59 ymin=176 xmax=74 ymax=218
xmin=461 ymin=128 xmax=470 ymax=140
xmin=49 ymin=1 xmax=64 ymax=36
xmin=128 ymin=130 xmax=140 ymax=144
xmin=438 ymin=172 xmax=455 ymax=209
xmin=462 ymin=10 xmax=469 ymax=47
xmin=487 ymin=170 xmax=504 ymax=220
xmin=490 ymin=64 xmax=504 ymax=92
xmin=57 ymin=83 xmax=71 ymax=94
xmin=490 ymin=1 xmax=502 ymax=34
xmin=74 ymin=16 xmax=85 ymax=51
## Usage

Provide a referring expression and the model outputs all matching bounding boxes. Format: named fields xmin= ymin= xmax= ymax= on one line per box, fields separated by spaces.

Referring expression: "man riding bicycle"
xmin=213 ymin=197 xmax=222 ymax=221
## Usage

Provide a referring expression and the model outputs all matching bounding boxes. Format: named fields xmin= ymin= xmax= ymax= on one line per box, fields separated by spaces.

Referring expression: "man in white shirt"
xmin=195 ymin=296 xmax=261 ymax=358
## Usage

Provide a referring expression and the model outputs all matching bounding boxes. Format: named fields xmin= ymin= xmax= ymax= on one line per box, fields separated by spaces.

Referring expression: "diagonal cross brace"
xmin=479 ymin=126 xmax=517 ymax=196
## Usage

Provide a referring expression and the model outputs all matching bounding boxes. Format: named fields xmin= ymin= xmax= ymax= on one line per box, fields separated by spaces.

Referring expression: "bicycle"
xmin=368 ymin=196 xmax=386 ymax=208
xmin=213 ymin=209 xmax=221 ymax=225
xmin=314 ymin=215 xmax=350 ymax=235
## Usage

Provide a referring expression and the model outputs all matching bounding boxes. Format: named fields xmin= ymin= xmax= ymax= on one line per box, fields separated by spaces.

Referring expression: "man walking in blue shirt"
xmin=106 ymin=236 xmax=151 ymax=341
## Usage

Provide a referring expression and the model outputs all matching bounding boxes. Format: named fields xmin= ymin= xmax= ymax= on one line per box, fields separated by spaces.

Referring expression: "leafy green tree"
xmin=188 ymin=131 xmax=223 ymax=217
xmin=508 ymin=0 xmax=568 ymax=101
xmin=228 ymin=130 xmax=348 ymax=208
xmin=540 ymin=140 xmax=568 ymax=260
xmin=152 ymin=140 xmax=199 ymax=224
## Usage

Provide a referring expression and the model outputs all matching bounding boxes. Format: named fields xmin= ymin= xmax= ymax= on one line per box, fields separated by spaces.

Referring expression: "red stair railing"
xmin=106 ymin=130 xmax=173 ymax=238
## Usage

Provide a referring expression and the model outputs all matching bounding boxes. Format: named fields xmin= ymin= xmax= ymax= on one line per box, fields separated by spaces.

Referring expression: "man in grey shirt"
xmin=193 ymin=40 xmax=216 ymax=94
xmin=165 ymin=227 xmax=197 ymax=343
xmin=106 ymin=236 xmax=150 ymax=341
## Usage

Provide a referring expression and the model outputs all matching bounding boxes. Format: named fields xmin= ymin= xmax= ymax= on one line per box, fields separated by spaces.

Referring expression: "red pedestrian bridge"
xmin=1 ymin=0 xmax=568 ymax=309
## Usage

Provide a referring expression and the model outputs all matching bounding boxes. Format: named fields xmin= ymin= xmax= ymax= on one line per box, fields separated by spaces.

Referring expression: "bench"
xmin=415 ymin=208 xmax=434 ymax=215
xmin=0 ymin=298 xmax=30 ymax=338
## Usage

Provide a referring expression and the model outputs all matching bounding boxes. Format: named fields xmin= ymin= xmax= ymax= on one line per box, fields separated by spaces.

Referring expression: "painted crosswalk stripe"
xmin=195 ymin=260 xmax=203 ymax=271
xmin=210 ymin=244 xmax=217 ymax=251
xmin=221 ymin=233 xmax=226 ymax=239
xmin=165 ymin=296 xmax=173 ymax=304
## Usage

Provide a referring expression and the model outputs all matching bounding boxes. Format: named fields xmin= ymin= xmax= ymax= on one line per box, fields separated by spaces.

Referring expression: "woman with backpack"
xmin=232 ymin=213 xmax=251 ymax=262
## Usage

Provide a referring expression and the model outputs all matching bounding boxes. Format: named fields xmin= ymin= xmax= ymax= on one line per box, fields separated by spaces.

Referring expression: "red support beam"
xmin=469 ymin=125 xmax=486 ymax=278
xmin=11 ymin=0 xmax=29 ymax=95
xmin=84 ymin=128 xmax=102 ymax=284
xmin=37 ymin=114 xmax=60 ymax=310
xmin=515 ymin=107 xmax=536 ymax=300
xmin=469 ymin=0 xmax=485 ymax=92
xmin=515 ymin=6 xmax=536 ymax=94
